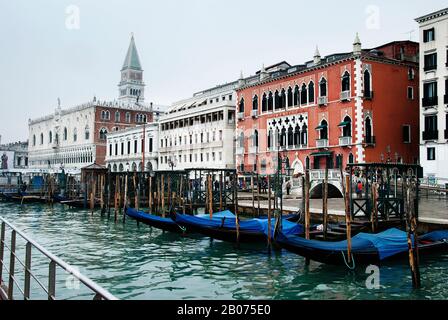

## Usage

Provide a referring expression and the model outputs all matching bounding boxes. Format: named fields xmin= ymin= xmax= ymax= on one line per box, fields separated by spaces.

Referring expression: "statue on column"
xmin=1 ymin=152 xmax=8 ymax=170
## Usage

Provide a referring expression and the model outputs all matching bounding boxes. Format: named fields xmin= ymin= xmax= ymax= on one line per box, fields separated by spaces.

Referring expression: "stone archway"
xmin=291 ymin=153 xmax=304 ymax=178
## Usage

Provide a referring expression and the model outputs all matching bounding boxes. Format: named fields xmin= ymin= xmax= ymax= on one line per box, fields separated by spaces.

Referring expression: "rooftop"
xmin=415 ymin=7 xmax=448 ymax=23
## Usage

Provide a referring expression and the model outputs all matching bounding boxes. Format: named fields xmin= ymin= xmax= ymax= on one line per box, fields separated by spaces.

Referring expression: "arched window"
xmin=287 ymin=127 xmax=294 ymax=147
xmin=239 ymin=132 xmax=244 ymax=148
xmin=125 ymin=112 xmax=131 ymax=123
xmin=85 ymin=126 xmax=90 ymax=140
xmin=119 ymin=164 xmax=124 ymax=172
xmin=280 ymin=127 xmax=286 ymax=147
xmin=301 ymin=124 xmax=308 ymax=146
xmin=99 ymin=128 xmax=108 ymax=140
xmin=318 ymin=120 xmax=328 ymax=140
xmin=63 ymin=127 xmax=68 ymax=141
xmin=49 ymin=131 xmax=53 ymax=144
xmin=342 ymin=71 xmax=350 ymax=92
xmin=308 ymin=82 xmax=315 ymax=103
xmin=364 ymin=69 xmax=371 ymax=98
xmin=239 ymin=98 xmax=245 ymax=113
xmin=305 ymin=156 xmax=310 ymax=169
xmin=73 ymin=128 xmax=77 ymax=142
xmin=253 ymin=130 xmax=259 ymax=148
xmin=274 ymin=91 xmax=280 ymax=110
xmin=267 ymin=92 xmax=273 ymax=111
xmin=319 ymin=78 xmax=327 ymax=97
xmin=115 ymin=111 xmax=120 ymax=122
xmin=252 ymin=95 xmax=258 ymax=110
xmin=294 ymin=125 xmax=300 ymax=146
xmin=40 ymin=133 xmax=44 ymax=145
xmin=262 ymin=93 xmax=267 ymax=112
xmin=341 ymin=116 xmax=352 ymax=137
xmin=348 ymin=153 xmax=354 ymax=164
xmin=287 ymin=87 xmax=293 ymax=107
xmin=32 ymin=135 xmax=36 ymax=146
xmin=293 ymin=85 xmax=299 ymax=106
xmin=300 ymin=84 xmax=307 ymax=105
xmin=280 ymin=89 xmax=286 ymax=109
xmin=365 ymin=117 xmax=373 ymax=144
xmin=267 ymin=130 xmax=272 ymax=150
xmin=113 ymin=164 xmax=117 ymax=172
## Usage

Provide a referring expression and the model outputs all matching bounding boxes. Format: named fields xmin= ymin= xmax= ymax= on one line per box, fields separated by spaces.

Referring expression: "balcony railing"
xmin=422 ymin=97 xmax=438 ymax=107
xmin=424 ymin=65 xmax=437 ymax=72
xmin=316 ymin=139 xmax=328 ymax=148
xmin=364 ymin=135 xmax=376 ymax=146
xmin=339 ymin=136 xmax=352 ymax=146
xmin=248 ymin=146 xmax=258 ymax=154
xmin=318 ymin=96 xmax=328 ymax=106
xmin=340 ymin=91 xmax=350 ymax=102
xmin=236 ymin=147 xmax=245 ymax=155
xmin=237 ymin=112 xmax=245 ymax=120
xmin=251 ymin=110 xmax=258 ymax=118
xmin=364 ymin=91 xmax=374 ymax=100
xmin=422 ymin=130 xmax=439 ymax=141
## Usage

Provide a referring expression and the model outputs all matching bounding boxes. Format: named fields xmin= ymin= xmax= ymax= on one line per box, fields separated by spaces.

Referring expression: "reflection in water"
xmin=1 ymin=202 xmax=448 ymax=300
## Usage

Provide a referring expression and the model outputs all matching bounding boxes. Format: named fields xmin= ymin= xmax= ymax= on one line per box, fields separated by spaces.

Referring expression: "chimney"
xmin=353 ymin=33 xmax=362 ymax=57
xmin=314 ymin=46 xmax=321 ymax=65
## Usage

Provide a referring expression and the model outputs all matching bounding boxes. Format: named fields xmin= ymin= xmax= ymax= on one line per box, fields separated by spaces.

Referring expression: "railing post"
xmin=48 ymin=260 xmax=56 ymax=300
xmin=8 ymin=230 xmax=16 ymax=300
xmin=24 ymin=242 xmax=32 ymax=300
xmin=0 ymin=222 xmax=5 ymax=283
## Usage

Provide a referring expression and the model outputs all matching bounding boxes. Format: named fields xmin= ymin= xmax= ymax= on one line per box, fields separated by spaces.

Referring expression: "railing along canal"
xmin=0 ymin=217 xmax=118 ymax=300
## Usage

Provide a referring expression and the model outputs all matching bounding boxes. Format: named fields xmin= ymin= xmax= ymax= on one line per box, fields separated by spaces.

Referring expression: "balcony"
xmin=251 ymin=110 xmax=258 ymax=118
xmin=340 ymin=91 xmax=350 ymax=102
xmin=422 ymin=130 xmax=439 ymax=141
xmin=424 ymin=65 xmax=437 ymax=72
xmin=339 ymin=136 xmax=352 ymax=146
xmin=318 ymin=96 xmax=328 ymax=106
xmin=236 ymin=147 xmax=245 ymax=155
xmin=316 ymin=139 xmax=329 ymax=148
xmin=364 ymin=91 xmax=374 ymax=100
xmin=237 ymin=112 xmax=245 ymax=120
xmin=422 ymin=97 xmax=438 ymax=108
xmin=364 ymin=135 xmax=376 ymax=146
xmin=248 ymin=146 xmax=258 ymax=154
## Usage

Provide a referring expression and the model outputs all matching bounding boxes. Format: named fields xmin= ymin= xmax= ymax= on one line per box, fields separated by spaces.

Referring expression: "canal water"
xmin=1 ymin=202 xmax=448 ymax=300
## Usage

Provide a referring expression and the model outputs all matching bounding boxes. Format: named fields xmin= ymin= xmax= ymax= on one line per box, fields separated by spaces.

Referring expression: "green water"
xmin=1 ymin=202 xmax=448 ymax=300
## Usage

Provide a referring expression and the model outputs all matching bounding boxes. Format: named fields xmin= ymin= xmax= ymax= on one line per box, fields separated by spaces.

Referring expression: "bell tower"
xmin=118 ymin=34 xmax=145 ymax=105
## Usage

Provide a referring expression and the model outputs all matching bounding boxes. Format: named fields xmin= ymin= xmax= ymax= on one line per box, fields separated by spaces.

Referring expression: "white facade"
xmin=105 ymin=123 xmax=159 ymax=172
xmin=416 ymin=8 xmax=448 ymax=180
xmin=158 ymin=83 xmax=238 ymax=171
xmin=28 ymin=103 xmax=96 ymax=173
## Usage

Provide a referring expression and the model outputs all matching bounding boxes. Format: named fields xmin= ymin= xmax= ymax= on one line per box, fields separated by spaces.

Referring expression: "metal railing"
xmin=316 ymin=139 xmax=328 ymax=148
xmin=0 ymin=217 xmax=117 ymax=300
xmin=339 ymin=136 xmax=352 ymax=146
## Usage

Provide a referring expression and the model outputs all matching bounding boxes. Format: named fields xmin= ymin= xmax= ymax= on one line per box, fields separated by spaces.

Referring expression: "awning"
xmin=310 ymin=151 xmax=333 ymax=157
xmin=315 ymin=124 xmax=327 ymax=130
xmin=338 ymin=121 xmax=350 ymax=127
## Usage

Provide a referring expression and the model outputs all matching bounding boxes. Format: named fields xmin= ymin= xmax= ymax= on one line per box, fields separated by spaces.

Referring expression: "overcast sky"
xmin=0 ymin=0 xmax=446 ymax=144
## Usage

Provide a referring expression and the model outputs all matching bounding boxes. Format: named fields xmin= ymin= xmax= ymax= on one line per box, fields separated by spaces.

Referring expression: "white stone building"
xmin=105 ymin=122 xmax=160 ymax=172
xmin=158 ymin=82 xmax=238 ymax=171
xmin=416 ymin=8 xmax=448 ymax=181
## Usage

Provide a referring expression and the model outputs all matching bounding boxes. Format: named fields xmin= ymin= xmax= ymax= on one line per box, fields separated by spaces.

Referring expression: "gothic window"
xmin=364 ymin=69 xmax=371 ymax=97
xmin=280 ymin=89 xmax=286 ymax=108
xmin=342 ymin=116 xmax=352 ymax=137
xmin=287 ymin=87 xmax=293 ymax=107
xmin=280 ymin=127 xmax=287 ymax=147
xmin=305 ymin=156 xmax=310 ymax=169
xmin=365 ymin=117 xmax=373 ymax=143
xmin=85 ymin=126 xmax=90 ymax=140
xmin=308 ymin=81 xmax=315 ymax=103
xmin=252 ymin=95 xmax=258 ymax=110
xmin=49 ymin=131 xmax=52 ymax=144
xmin=318 ymin=120 xmax=328 ymax=140
xmin=301 ymin=124 xmax=308 ymax=146
xmin=262 ymin=93 xmax=267 ymax=112
xmin=268 ymin=92 xmax=273 ymax=111
xmin=274 ymin=91 xmax=280 ymax=110
xmin=125 ymin=112 xmax=131 ymax=123
xmin=115 ymin=111 xmax=121 ymax=122
xmin=101 ymin=110 xmax=110 ymax=121
xmin=300 ymin=84 xmax=307 ymax=105
xmin=239 ymin=98 xmax=245 ymax=113
xmin=253 ymin=130 xmax=259 ymax=148
xmin=348 ymin=153 xmax=354 ymax=164
xmin=293 ymin=85 xmax=299 ymax=106
xmin=99 ymin=128 xmax=108 ymax=140
xmin=294 ymin=125 xmax=300 ymax=146
xmin=342 ymin=71 xmax=350 ymax=92
xmin=73 ymin=128 xmax=77 ymax=142
xmin=287 ymin=127 xmax=294 ymax=147
xmin=63 ymin=127 xmax=68 ymax=141
xmin=40 ymin=133 xmax=44 ymax=145
xmin=319 ymin=78 xmax=327 ymax=97
xmin=267 ymin=130 xmax=272 ymax=150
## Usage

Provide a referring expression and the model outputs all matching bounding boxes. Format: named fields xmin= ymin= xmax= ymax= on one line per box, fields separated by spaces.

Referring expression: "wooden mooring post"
xmin=405 ymin=176 xmax=421 ymax=288
xmin=323 ymin=168 xmax=328 ymax=240
xmin=344 ymin=174 xmax=352 ymax=265
xmin=267 ymin=176 xmax=272 ymax=247
xmin=304 ymin=170 xmax=311 ymax=266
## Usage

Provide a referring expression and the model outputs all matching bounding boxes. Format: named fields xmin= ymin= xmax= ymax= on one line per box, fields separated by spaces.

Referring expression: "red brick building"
xmin=236 ymin=36 xmax=419 ymax=178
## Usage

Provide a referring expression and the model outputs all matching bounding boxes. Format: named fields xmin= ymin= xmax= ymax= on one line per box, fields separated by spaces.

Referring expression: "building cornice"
xmin=415 ymin=8 xmax=448 ymax=23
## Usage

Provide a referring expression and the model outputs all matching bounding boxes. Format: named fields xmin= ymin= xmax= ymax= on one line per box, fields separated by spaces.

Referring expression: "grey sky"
xmin=0 ymin=0 xmax=446 ymax=143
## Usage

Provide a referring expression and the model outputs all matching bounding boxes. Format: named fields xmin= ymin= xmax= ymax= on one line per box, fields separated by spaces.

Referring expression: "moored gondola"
xmin=125 ymin=207 xmax=184 ymax=233
xmin=172 ymin=211 xmax=305 ymax=243
xmin=276 ymin=228 xmax=448 ymax=266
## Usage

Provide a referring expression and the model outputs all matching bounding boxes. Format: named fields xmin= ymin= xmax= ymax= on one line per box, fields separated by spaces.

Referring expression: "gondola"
xmin=172 ymin=211 xmax=305 ymax=243
xmin=276 ymin=228 xmax=448 ymax=266
xmin=0 ymin=191 xmax=49 ymax=204
xmin=125 ymin=207 xmax=184 ymax=233
xmin=60 ymin=199 xmax=101 ymax=209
